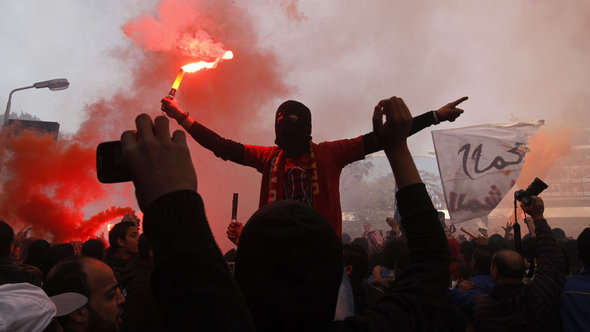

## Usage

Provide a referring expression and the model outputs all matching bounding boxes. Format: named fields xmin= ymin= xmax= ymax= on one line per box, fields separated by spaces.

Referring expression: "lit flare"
xmin=168 ymin=50 xmax=234 ymax=98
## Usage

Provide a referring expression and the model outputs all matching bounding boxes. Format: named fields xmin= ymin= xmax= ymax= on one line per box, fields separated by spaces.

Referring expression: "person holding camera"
xmin=471 ymin=195 xmax=565 ymax=331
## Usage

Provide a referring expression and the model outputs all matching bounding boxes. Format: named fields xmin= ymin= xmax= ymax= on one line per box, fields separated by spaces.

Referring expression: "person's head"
xmin=274 ymin=100 xmax=312 ymax=157
xmin=0 ymin=220 xmax=14 ymax=259
xmin=82 ymin=239 xmax=106 ymax=261
xmin=108 ymin=221 xmax=139 ymax=259
xmin=577 ymin=228 xmax=590 ymax=268
xmin=43 ymin=243 xmax=76 ymax=277
xmin=490 ymin=249 xmax=525 ymax=284
xmin=44 ymin=257 xmax=125 ymax=332
xmin=24 ymin=239 xmax=50 ymax=266
xmin=383 ymin=238 xmax=409 ymax=275
xmin=235 ymin=200 xmax=342 ymax=331
xmin=552 ymin=228 xmax=567 ymax=241
xmin=351 ymin=237 xmax=369 ymax=253
xmin=342 ymin=244 xmax=369 ymax=285
xmin=471 ymin=246 xmax=492 ymax=274
xmin=341 ymin=232 xmax=351 ymax=245
xmin=120 ymin=214 xmax=140 ymax=228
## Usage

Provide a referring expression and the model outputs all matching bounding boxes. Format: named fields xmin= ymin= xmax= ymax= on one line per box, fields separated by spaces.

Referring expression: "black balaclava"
xmin=274 ymin=100 xmax=312 ymax=157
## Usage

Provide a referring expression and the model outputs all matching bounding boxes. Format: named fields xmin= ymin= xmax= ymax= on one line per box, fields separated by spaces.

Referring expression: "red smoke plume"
xmin=1 ymin=0 xmax=291 ymax=250
xmin=0 ymin=129 xmax=135 ymax=242
xmin=517 ymin=127 xmax=573 ymax=188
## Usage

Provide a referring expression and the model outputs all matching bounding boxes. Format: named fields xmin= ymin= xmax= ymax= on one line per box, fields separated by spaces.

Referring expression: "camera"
xmin=514 ymin=177 xmax=548 ymax=207
xmin=96 ymin=140 xmax=131 ymax=183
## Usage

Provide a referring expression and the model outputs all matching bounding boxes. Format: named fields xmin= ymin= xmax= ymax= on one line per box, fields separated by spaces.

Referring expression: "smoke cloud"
xmin=2 ymin=0 xmax=292 ymax=249
xmin=0 ymin=128 xmax=135 ymax=242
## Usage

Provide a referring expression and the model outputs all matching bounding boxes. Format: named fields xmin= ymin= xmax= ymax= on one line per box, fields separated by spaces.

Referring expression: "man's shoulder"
xmin=563 ymin=273 xmax=590 ymax=292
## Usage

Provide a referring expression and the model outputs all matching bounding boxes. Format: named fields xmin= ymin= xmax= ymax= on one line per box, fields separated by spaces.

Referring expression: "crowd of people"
xmin=0 ymin=96 xmax=589 ymax=331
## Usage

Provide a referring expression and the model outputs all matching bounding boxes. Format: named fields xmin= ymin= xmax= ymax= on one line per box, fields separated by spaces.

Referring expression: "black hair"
xmin=577 ymin=228 xmax=590 ymax=268
xmin=138 ymin=233 xmax=152 ymax=261
xmin=24 ymin=239 xmax=50 ymax=268
xmin=472 ymin=246 xmax=492 ymax=274
xmin=43 ymin=243 xmax=76 ymax=277
xmin=342 ymin=244 xmax=369 ymax=284
xmin=44 ymin=257 xmax=92 ymax=328
xmin=382 ymin=238 xmax=409 ymax=272
xmin=82 ymin=238 xmax=105 ymax=260
xmin=108 ymin=220 xmax=136 ymax=249
xmin=0 ymin=220 xmax=14 ymax=258
xmin=44 ymin=256 xmax=91 ymax=297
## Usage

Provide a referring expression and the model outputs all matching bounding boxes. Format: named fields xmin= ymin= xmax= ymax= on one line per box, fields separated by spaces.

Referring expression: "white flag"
xmin=432 ymin=120 xmax=543 ymax=223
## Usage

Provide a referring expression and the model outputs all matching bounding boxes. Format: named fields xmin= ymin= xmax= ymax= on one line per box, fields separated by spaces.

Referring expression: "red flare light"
xmin=168 ymin=50 xmax=234 ymax=98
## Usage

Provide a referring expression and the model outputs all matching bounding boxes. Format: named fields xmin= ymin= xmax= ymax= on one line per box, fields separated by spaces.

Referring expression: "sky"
xmin=1 ymin=0 xmax=589 ymax=251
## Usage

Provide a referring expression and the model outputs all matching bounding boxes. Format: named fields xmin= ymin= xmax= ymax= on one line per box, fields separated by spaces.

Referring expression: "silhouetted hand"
xmin=474 ymin=236 xmax=488 ymax=246
xmin=501 ymin=221 xmax=514 ymax=237
xmin=372 ymin=96 xmax=413 ymax=152
xmin=369 ymin=277 xmax=394 ymax=291
xmin=436 ymin=96 xmax=468 ymax=122
xmin=121 ymin=114 xmax=198 ymax=211
xmin=520 ymin=196 xmax=544 ymax=221
xmin=227 ymin=221 xmax=243 ymax=245
xmin=457 ymin=280 xmax=475 ymax=291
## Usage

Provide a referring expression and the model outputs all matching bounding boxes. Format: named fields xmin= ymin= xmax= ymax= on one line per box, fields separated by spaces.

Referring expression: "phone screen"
xmin=96 ymin=140 xmax=131 ymax=183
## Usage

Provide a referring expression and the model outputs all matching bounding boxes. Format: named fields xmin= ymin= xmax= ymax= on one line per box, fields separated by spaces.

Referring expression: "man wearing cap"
xmin=44 ymin=257 xmax=126 ymax=332
xmin=0 ymin=282 xmax=88 ymax=332
xmin=162 ymin=96 xmax=467 ymax=241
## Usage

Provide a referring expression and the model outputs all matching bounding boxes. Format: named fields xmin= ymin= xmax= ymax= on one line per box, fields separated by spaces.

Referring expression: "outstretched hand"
xmin=436 ymin=96 xmax=468 ymax=122
xmin=161 ymin=96 xmax=188 ymax=122
xmin=372 ymin=96 xmax=413 ymax=151
xmin=227 ymin=221 xmax=243 ymax=245
xmin=121 ymin=114 xmax=198 ymax=211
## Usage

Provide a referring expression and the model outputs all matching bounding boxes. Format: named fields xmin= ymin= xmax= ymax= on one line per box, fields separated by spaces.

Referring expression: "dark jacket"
xmin=472 ymin=218 xmax=565 ymax=332
xmin=0 ymin=257 xmax=41 ymax=287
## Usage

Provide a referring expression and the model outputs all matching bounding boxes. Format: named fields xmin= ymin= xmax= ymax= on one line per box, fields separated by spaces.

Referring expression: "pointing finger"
xmin=450 ymin=96 xmax=469 ymax=107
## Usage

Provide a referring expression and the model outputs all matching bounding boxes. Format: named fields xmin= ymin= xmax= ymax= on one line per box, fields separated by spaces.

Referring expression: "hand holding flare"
xmin=168 ymin=50 xmax=234 ymax=98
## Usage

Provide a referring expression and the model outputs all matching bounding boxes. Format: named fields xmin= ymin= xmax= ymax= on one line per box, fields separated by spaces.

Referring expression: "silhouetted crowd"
xmin=1 ymin=97 xmax=589 ymax=331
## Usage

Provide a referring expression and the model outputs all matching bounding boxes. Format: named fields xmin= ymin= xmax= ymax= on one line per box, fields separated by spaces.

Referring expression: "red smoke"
xmin=1 ymin=0 xmax=291 ymax=250
xmin=0 ymin=129 xmax=135 ymax=242
xmin=517 ymin=127 xmax=573 ymax=188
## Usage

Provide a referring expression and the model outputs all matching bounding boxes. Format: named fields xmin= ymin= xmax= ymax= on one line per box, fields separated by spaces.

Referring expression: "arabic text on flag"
xmin=432 ymin=120 xmax=543 ymax=223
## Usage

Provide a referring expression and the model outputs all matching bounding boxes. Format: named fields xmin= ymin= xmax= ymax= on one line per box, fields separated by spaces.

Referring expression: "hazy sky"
xmin=1 ymin=0 xmax=589 ymax=249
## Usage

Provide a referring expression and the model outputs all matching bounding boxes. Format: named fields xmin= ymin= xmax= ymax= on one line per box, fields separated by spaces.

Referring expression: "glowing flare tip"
xmin=168 ymin=50 xmax=234 ymax=98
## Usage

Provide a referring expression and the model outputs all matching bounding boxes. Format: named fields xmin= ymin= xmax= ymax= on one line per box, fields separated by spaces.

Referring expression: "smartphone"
xmin=96 ymin=140 xmax=131 ymax=183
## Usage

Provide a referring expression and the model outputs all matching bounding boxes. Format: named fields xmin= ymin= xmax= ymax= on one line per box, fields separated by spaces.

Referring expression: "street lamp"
xmin=3 ymin=78 xmax=69 ymax=126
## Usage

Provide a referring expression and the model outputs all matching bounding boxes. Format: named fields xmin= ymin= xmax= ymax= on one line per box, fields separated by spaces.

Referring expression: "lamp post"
xmin=3 ymin=78 xmax=69 ymax=126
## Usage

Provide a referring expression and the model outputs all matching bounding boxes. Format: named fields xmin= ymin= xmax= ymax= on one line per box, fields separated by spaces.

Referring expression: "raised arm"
xmin=161 ymin=97 xmax=244 ymax=163
xmin=364 ymin=96 xmax=467 ymax=155
xmin=337 ymin=97 xmax=449 ymax=331
xmin=521 ymin=196 xmax=566 ymax=311
xmin=121 ymin=114 xmax=255 ymax=331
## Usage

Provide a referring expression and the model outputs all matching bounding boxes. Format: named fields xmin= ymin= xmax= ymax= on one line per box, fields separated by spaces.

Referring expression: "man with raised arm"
xmin=234 ymin=96 xmax=450 ymax=330
xmin=120 ymin=114 xmax=256 ymax=331
xmin=161 ymin=96 xmax=467 ymax=241
xmin=472 ymin=196 xmax=565 ymax=331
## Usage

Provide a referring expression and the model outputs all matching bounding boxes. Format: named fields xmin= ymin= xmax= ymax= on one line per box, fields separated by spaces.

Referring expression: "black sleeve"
xmin=185 ymin=121 xmax=245 ymax=164
xmin=363 ymin=111 xmax=438 ymax=155
xmin=336 ymin=183 xmax=450 ymax=331
xmin=143 ymin=190 xmax=256 ymax=331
